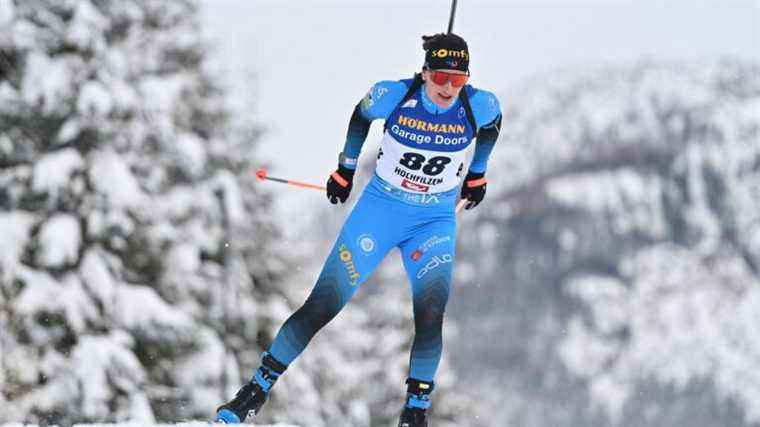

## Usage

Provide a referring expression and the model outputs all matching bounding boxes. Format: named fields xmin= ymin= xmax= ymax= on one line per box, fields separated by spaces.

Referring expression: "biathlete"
xmin=216 ymin=32 xmax=501 ymax=427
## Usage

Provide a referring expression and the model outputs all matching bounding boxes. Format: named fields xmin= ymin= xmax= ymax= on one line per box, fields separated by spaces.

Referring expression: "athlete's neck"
xmin=421 ymin=83 xmax=457 ymax=114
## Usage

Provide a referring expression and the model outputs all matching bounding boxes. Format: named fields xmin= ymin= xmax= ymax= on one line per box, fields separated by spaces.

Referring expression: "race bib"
xmin=375 ymin=131 xmax=466 ymax=193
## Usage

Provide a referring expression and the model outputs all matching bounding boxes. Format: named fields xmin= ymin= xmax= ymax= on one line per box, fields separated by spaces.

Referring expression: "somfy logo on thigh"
xmin=339 ymin=244 xmax=361 ymax=285
xmin=416 ymin=253 xmax=453 ymax=279
xmin=357 ymin=233 xmax=376 ymax=255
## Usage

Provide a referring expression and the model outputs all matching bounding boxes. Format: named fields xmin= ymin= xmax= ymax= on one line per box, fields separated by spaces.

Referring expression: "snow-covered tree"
xmin=0 ymin=0 xmax=289 ymax=423
xmin=453 ymin=59 xmax=760 ymax=426
xmin=0 ymin=2 xmax=476 ymax=425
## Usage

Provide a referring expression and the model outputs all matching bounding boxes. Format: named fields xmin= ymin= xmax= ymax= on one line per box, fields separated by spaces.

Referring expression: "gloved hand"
xmin=326 ymin=164 xmax=355 ymax=204
xmin=460 ymin=171 xmax=487 ymax=210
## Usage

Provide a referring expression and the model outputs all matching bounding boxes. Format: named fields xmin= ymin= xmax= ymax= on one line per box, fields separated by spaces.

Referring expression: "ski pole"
xmin=448 ymin=0 xmax=464 ymax=208
xmin=447 ymin=0 xmax=458 ymax=34
xmin=255 ymin=168 xmax=326 ymax=191
xmin=256 ymin=168 xmax=470 ymax=213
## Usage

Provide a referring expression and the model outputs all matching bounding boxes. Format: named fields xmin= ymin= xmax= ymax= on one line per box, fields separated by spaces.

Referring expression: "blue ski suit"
xmin=268 ymin=75 xmax=501 ymax=383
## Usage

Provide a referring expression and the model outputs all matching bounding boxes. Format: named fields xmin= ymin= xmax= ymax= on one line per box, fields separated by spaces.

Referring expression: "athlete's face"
xmin=422 ymin=69 xmax=468 ymax=109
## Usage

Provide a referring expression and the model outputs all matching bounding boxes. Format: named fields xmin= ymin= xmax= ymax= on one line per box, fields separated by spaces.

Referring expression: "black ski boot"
xmin=398 ymin=378 xmax=434 ymax=427
xmin=215 ymin=380 xmax=269 ymax=423
xmin=215 ymin=352 xmax=287 ymax=423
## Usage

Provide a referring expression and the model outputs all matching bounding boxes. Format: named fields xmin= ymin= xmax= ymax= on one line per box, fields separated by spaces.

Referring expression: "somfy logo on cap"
xmin=431 ymin=48 xmax=469 ymax=59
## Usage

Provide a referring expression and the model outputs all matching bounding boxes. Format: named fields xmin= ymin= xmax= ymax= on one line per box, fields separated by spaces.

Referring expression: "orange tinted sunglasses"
xmin=429 ymin=71 xmax=469 ymax=88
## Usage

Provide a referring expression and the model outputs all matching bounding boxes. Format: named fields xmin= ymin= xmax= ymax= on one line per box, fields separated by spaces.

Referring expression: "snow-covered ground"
xmin=0 ymin=424 xmax=300 ymax=427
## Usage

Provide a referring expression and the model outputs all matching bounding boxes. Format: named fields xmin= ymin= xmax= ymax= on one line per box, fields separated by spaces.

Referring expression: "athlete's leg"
xmin=216 ymin=188 xmax=400 ymax=423
xmin=399 ymin=217 xmax=457 ymax=383
xmin=268 ymin=189 xmax=400 ymax=367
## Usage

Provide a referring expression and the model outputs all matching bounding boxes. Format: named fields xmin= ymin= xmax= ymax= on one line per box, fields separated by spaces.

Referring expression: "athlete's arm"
xmin=460 ymin=89 xmax=502 ymax=209
xmin=328 ymin=80 xmax=408 ymax=204
xmin=340 ymin=80 xmax=407 ymax=169
xmin=469 ymin=114 xmax=501 ymax=173
xmin=468 ymin=89 xmax=502 ymax=174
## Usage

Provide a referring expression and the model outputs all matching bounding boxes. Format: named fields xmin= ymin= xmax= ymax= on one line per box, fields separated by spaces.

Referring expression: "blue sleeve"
xmin=358 ymin=80 xmax=408 ymax=121
xmin=341 ymin=80 xmax=408 ymax=168
xmin=469 ymin=89 xmax=501 ymax=130
xmin=468 ymin=89 xmax=502 ymax=174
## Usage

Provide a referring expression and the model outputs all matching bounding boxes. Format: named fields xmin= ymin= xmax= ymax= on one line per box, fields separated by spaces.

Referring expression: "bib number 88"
xmin=399 ymin=153 xmax=451 ymax=176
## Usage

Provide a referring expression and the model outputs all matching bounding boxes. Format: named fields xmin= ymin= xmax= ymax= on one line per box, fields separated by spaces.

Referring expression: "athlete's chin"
xmin=434 ymin=93 xmax=455 ymax=107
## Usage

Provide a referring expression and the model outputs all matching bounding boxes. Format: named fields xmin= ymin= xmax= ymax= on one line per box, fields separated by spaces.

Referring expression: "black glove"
xmin=326 ymin=164 xmax=355 ymax=204
xmin=460 ymin=171 xmax=487 ymax=210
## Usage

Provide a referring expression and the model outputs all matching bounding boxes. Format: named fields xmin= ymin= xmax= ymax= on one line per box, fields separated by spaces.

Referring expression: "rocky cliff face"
xmin=451 ymin=59 xmax=760 ymax=427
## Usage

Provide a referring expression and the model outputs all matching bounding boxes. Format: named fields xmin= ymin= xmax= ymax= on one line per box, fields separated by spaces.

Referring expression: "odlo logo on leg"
xmin=339 ymin=244 xmax=361 ymax=285
xmin=416 ymin=254 xmax=453 ymax=279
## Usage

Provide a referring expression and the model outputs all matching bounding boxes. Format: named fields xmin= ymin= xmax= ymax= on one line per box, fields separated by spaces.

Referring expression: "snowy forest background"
xmin=1 ymin=1 xmax=759 ymax=426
